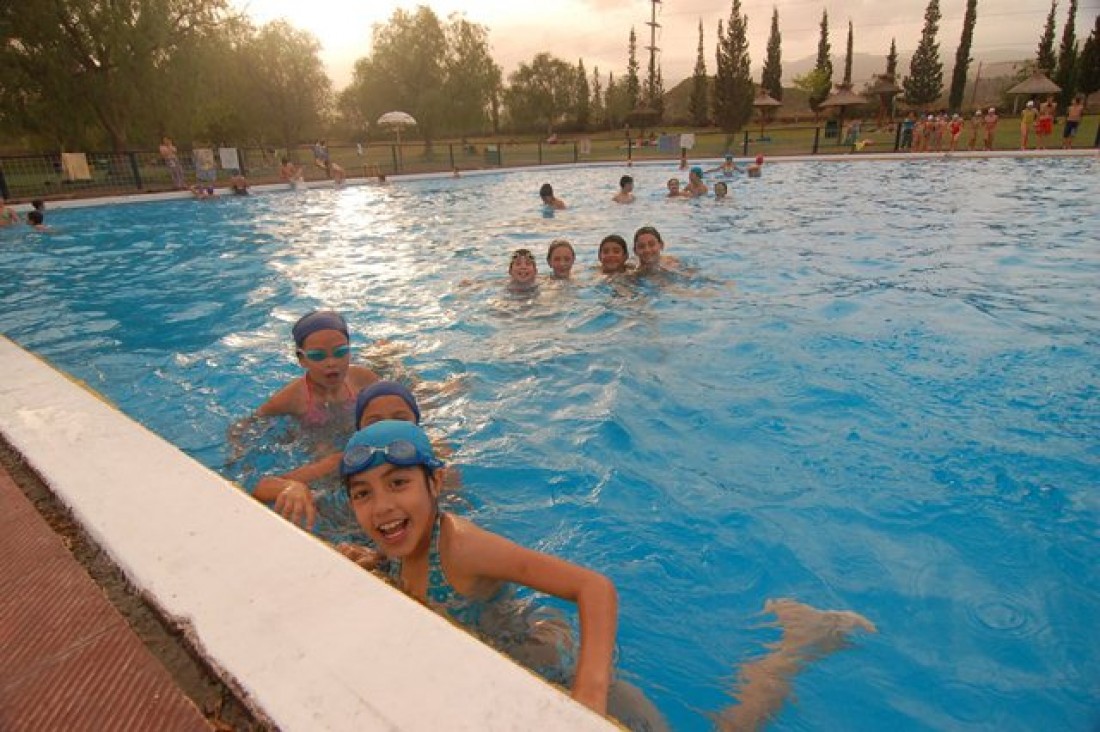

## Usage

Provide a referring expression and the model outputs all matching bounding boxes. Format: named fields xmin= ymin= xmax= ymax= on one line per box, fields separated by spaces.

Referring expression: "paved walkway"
xmin=0 ymin=466 xmax=211 ymax=731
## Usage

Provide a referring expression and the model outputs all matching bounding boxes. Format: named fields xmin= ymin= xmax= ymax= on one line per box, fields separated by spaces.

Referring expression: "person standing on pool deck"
xmin=983 ymin=107 xmax=999 ymax=151
xmin=1019 ymin=100 xmax=1038 ymax=150
xmin=540 ymin=183 xmax=566 ymax=209
xmin=159 ymin=136 xmax=185 ymax=189
xmin=1062 ymin=95 xmax=1084 ymax=149
xmin=342 ymin=420 xmax=877 ymax=730
xmin=255 ymin=310 xmax=380 ymax=429
xmin=546 ymin=239 xmax=576 ymax=279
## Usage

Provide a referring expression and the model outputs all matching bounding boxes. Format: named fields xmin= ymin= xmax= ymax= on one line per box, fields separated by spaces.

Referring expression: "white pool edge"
xmin=0 ymin=336 xmax=614 ymax=731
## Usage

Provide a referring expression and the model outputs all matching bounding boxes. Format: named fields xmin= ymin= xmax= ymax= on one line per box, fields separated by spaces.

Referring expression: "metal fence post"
xmin=128 ymin=152 xmax=143 ymax=190
xmin=449 ymin=144 xmax=455 ymax=170
xmin=742 ymin=131 xmax=749 ymax=155
xmin=812 ymin=127 xmax=821 ymax=154
xmin=627 ymin=138 xmax=633 ymax=163
xmin=391 ymin=145 xmax=399 ymax=173
xmin=1094 ymin=120 xmax=1100 ymax=148
xmin=894 ymin=124 xmax=902 ymax=152
xmin=0 ymin=164 xmax=9 ymax=201
xmin=573 ymin=142 xmax=578 ymax=163
xmin=538 ymin=143 xmax=543 ymax=165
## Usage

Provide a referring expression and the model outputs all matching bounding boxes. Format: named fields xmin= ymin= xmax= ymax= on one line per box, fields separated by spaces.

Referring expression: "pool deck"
xmin=0 ymin=463 xmax=213 ymax=731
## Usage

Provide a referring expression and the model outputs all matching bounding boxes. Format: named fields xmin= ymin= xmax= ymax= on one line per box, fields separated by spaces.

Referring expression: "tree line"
xmin=2 ymin=0 xmax=1097 ymax=152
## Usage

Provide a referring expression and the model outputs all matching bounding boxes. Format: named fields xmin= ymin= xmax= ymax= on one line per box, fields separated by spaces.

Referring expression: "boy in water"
xmin=539 ymin=183 xmax=566 ymax=209
xmin=612 ymin=175 xmax=635 ymax=204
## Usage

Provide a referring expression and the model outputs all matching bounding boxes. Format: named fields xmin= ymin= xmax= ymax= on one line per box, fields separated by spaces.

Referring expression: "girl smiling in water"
xmin=597 ymin=234 xmax=631 ymax=275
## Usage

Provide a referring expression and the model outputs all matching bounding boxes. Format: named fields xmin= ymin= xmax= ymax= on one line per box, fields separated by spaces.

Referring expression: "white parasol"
xmin=377 ymin=111 xmax=417 ymax=144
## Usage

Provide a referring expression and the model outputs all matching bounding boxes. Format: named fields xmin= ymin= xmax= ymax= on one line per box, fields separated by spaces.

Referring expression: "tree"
xmin=1036 ymin=0 xmax=1058 ymax=73
xmin=605 ymin=72 xmax=631 ymax=129
xmin=948 ymin=0 xmax=978 ymax=111
xmin=903 ymin=0 xmax=944 ymax=107
xmin=809 ymin=10 xmax=833 ymax=112
xmin=1078 ymin=14 xmax=1100 ymax=101
xmin=713 ymin=0 xmax=753 ymax=135
xmin=1054 ymin=0 xmax=1079 ymax=110
xmin=887 ymin=38 xmax=899 ymax=79
xmin=575 ymin=59 xmax=591 ymax=130
xmin=793 ymin=68 xmax=831 ymax=118
xmin=689 ymin=20 xmax=710 ymax=126
xmin=443 ymin=16 xmax=502 ymax=136
xmin=843 ymin=20 xmax=854 ymax=86
xmin=626 ymin=28 xmax=641 ymax=111
xmin=242 ymin=21 xmax=331 ymax=149
xmin=591 ymin=67 xmax=604 ymax=128
xmin=504 ymin=53 xmax=577 ymax=133
xmin=342 ymin=8 xmax=448 ymax=146
xmin=761 ymin=8 xmax=783 ymax=101
xmin=0 ymin=0 xmax=231 ymax=150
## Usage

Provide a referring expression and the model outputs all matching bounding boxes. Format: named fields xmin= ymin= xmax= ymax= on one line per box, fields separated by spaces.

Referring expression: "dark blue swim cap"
xmin=292 ymin=310 xmax=349 ymax=348
xmin=354 ymin=381 xmax=421 ymax=427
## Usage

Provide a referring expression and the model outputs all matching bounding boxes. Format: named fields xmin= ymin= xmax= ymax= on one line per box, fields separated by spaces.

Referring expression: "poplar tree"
xmin=1078 ymin=14 xmax=1100 ymax=100
xmin=948 ymin=0 xmax=978 ymax=111
xmin=1054 ymin=0 xmax=1078 ymax=109
xmin=626 ymin=28 xmax=641 ymax=110
xmin=576 ymin=59 xmax=591 ymax=129
xmin=887 ymin=38 xmax=899 ymax=78
xmin=903 ymin=0 xmax=944 ymax=107
xmin=689 ymin=20 xmax=710 ymax=126
xmin=713 ymin=0 xmax=753 ymax=134
xmin=843 ymin=20 xmax=854 ymax=85
xmin=761 ymin=7 xmax=783 ymax=101
xmin=810 ymin=10 xmax=833 ymax=111
xmin=591 ymin=67 xmax=604 ymax=127
xmin=1036 ymin=1 xmax=1058 ymax=73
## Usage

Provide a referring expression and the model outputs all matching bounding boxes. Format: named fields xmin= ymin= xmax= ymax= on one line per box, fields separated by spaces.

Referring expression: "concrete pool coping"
xmin=0 ymin=336 xmax=614 ymax=730
xmin=7 ymin=147 xmax=1095 ymax=212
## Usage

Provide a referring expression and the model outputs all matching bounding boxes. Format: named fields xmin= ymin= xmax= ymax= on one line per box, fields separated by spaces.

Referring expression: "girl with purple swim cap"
xmin=255 ymin=310 xmax=381 ymax=430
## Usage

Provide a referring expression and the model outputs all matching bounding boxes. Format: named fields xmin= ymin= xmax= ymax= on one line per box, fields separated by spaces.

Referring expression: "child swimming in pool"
xmin=632 ymin=226 xmax=681 ymax=274
xmin=344 ymin=421 xmax=876 ymax=729
xmin=256 ymin=310 xmax=380 ymax=429
xmin=252 ymin=381 xmax=454 ymax=556
xmin=546 ymin=239 xmax=576 ymax=279
xmin=597 ymin=234 xmax=631 ymax=275
xmin=507 ymin=248 xmax=539 ymax=293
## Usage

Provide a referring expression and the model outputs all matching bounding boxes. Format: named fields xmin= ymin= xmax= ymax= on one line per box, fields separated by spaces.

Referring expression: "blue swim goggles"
xmin=340 ymin=439 xmax=443 ymax=477
xmin=298 ymin=345 xmax=350 ymax=362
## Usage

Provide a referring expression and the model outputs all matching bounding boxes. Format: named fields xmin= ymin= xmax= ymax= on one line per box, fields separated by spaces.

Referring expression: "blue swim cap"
xmin=354 ymin=381 xmax=421 ymax=427
xmin=292 ymin=310 xmax=349 ymax=348
xmin=340 ymin=421 xmax=443 ymax=477
xmin=690 ymin=166 xmax=704 ymax=177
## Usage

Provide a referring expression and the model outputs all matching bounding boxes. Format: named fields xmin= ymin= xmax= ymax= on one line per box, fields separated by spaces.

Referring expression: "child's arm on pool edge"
xmin=448 ymin=519 xmax=617 ymax=715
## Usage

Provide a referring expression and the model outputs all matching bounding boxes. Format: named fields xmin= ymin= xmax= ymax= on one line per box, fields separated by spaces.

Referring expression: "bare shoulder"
xmin=348 ymin=365 xmax=381 ymax=388
xmin=257 ymin=377 xmax=306 ymax=416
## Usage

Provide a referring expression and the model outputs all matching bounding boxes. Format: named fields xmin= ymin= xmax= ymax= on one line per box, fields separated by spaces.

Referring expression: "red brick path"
xmin=0 ymin=466 xmax=211 ymax=731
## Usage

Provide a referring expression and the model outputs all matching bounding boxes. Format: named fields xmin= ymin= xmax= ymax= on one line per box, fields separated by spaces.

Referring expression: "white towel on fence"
xmin=193 ymin=148 xmax=216 ymax=182
xmin=61 ymin=152 xmax=92 ymax=181
xmin=218 ymin=147 xmax=240 ymax=172
xmin=679 ymin=133 xmax=696 ymax=150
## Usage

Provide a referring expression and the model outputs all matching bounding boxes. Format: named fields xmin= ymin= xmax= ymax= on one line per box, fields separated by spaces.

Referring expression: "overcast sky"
xmin=234 ymin=0 xmax=1099 ymax=89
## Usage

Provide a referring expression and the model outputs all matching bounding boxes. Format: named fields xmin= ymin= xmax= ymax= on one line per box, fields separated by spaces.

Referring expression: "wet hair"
xmin=633 ymin=226 xmax=663 ymax=246
xmin=28 ymin=210 xmax=44 ymax=225
xmin=539 ymin=183 xmax=554 ymax=199
xmin=546 ymin=239 xmax=575 ymax=263
xmin=619 ymin=175 xmax=633 ymax=188
xmin=667 ymin=178 xmax=680 ymax=187
xmin=31 ymin=199 xmax=44 ymax=211
xmin=599 ymin=234 xmax=628 ymax=257
xmin=292 ymin=310 xmax=349 ymax=348
xmin=509 ymin=248 xmax=536 ymax=273
xmin=714 ymin=181 xmax=728 ymax=196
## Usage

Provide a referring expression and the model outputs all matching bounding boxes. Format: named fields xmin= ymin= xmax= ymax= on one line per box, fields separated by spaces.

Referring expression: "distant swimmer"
xmin=540 ymin=182 xmax=566 ymax=209
xmin=612 ymin=175 xmax=635 ymax=204
xmin=714 ymin=181 xmax=729 ymax=200
xmin=746 ymin=155 xmax=764 ymax=178
xmin=666 ymin=178 xmax=689 ymax=199
xmin=684 ymin=167 xmax=708 ymax=197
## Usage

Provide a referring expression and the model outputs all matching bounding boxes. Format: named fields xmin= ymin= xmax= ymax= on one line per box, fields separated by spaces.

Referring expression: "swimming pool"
xmin=1 ymin=157 xmax=1098 ymax=730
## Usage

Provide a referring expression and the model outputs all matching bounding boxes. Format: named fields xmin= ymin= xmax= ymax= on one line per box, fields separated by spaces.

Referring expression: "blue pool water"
xmin=2 ymin=157 xmax=1098 ymax=730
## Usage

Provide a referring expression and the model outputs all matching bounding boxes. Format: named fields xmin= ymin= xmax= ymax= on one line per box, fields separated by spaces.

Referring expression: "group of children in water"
xmin=239 ymin=308 xmax=876 ymax=730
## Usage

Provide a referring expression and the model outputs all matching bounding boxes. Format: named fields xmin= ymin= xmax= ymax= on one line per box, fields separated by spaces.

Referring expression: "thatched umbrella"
xmin=752 ymin=89 xmax=783 ymax=140
xmin=1006 ymin=71 xmax=1061 ymax=113
xmin=819 ymin=83 xmax=869 ymax=145
xmin=867 ymin=74 xmax=902 ymax=127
